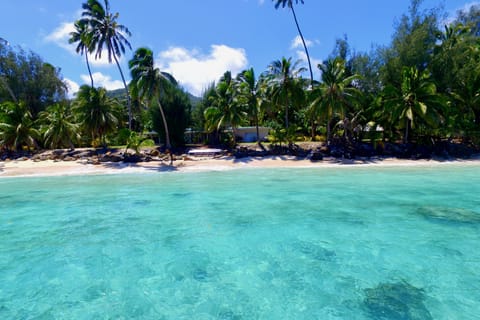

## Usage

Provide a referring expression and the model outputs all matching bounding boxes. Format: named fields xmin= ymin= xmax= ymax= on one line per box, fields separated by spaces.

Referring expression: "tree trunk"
xmin=157 ymin=98 xmax=172 ymax=165
xmin=255 ymin=120 xmax=260 ymax=145
xmin=327 ymin=117 xmax=332 ymax=145
xmin=291 ymin=5 xmax=314 ymax=87
xmin=474 ymin=109 xmax=480 ymax=126
xmin=112 ymin=49 xmax=132 ymax=130
xmin=284 ymin=91 xmax=289 ymax=129
xmin=311 ymin=120 xmax=316 ymax=140
xmin=85 ymin=53 xmax=94 ymax=88
xmin=0 ymin=77 xmax=17 ymax=103
xmin=403 ymin=118 xmax=410 ymax=144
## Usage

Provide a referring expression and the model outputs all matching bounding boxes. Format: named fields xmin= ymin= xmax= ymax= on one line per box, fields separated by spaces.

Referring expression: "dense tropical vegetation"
xmin=1 ymin=0 xmax=480 ymax=159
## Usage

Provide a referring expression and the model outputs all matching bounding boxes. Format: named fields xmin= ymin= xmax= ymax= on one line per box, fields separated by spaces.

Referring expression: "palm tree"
xmin=383 ymin=66 xmax=444 ymax=144
xmin=73 ymin=85 xmax=119 ymax=146
xmin=38 ymin=103 xmax=80 ymax=149
xmin=128 ymin=47 xmax=173 ymax=164
xmin=236 ymin=68 xmax=263 ymax=144
xmin=267 ymin=57 xmax=306 ymax=130
xmin=81 ymin=0 xmax=132 ymax=129
xmin=273 ymin=0 xmax=313 ymax=87
xmin=310 ymin=57 xmax=360 ymax=144
xmin=0 ymin=101 xmax=40 ymax=151
xmin=69 ymin=20 xmax=94 ymax=88
xmin=204 ymin=71 xmax=246 ymax=144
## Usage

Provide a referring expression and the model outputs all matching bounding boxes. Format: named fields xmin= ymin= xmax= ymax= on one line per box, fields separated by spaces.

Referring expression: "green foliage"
xmin=38 ymin=103 xmax=80 ymax=149
xmin=129 ymin=47 xmax=173 ymax=148
xmin=79 ymin=0 xmax=132 ymax=128
xmin=151 ymin=84 xmax=191 ymax=147
xmin=380 ymin=0 xmax=440 ymax=85
xmin=266 ymin=57 xmax=306 ymax=129
xmin=204 ymin=71 xmax=247 ymax=144
xmin=0 ymin=43 xmax=67 ymax=116
xmin=382 ymin=67 xmax=445 ymax=143
xmin=192 ymin=83 xmax=215 ymax=131
xmin=309 ymin=57 xmax=361 ymax=143
xmin=73 ymin=85 xmax=120 ymax=146
xmin=0 ymin=101 xmax=40 ymax=151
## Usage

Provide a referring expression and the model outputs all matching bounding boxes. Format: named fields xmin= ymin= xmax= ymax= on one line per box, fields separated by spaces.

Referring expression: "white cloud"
xmin=45 ymin=21 xmax=117 ymax=67
xmin=81 ymin=72 xmax=124 ymax=90
xmin=294 ymin=50 xmax=322 ymax=80
xmin=290 ymin=35 xmax=314 ymax=50
xmin=64 ymin=78 xmax=80 ymax=98
xmin=45 ymin=22 xmax=75 ymax=52
xmin=157 ymin=44 xmax=248 ymax=96
xmin=289 ymin=36 xmax=322 ymax=79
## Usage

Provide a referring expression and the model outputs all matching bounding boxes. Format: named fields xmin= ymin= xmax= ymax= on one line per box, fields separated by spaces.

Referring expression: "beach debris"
xmin=416 ymin=206 xmax=480 ymax=225
xmin=363 ymin=281 xmax=432 ymax=320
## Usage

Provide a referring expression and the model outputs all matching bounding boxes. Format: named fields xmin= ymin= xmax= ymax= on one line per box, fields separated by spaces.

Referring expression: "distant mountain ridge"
xmin=107 ymin=88 xmax=201 ymax=107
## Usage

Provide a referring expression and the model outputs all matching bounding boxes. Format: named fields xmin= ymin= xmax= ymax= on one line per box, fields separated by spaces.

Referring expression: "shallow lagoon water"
xmin=0 ymin=166 xmax=479 ymax=319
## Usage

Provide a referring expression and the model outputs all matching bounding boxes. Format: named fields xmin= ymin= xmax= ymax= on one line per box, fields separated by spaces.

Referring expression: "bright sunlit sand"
xmin=1 ymin=155 xmax=480 ymax=177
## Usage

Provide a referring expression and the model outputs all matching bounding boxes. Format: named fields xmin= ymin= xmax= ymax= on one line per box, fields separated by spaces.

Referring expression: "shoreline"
xmin=1 ymin=155 xmax=480 ymax=178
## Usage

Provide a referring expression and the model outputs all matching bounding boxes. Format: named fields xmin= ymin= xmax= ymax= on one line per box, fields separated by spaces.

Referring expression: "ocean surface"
xmin=0 ymin=165 xmax=479 ymax=319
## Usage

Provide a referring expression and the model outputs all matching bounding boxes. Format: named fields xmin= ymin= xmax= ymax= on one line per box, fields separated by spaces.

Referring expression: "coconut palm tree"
xmin=383 ymin=66 xmax=444 ymax=143
xmin=205 ymin=71 xmax=246 ymax=144
xmin=80 ymin=0 xmax=132 ymax=128
xmin=0 ymin=101 xmax=40 ymax=151
xmin=128 ymin=47 xmax=173 ymax=164
xmin=38 ymin=103 xmax=80 ymax=149
xmin=310 ymin=57 xmax=360 ymax=144
xmin=236 ymin=68 xmax=263 ymax=144
xmin=273 ymin=0 xmax=313 ymax=87
xmin=267 ymin=57 xmax=306 ymax=130
xmin=73 ymin=85 xmax=120 ymax=146
xmin=69 ymin=19 xmax=94 ymax=88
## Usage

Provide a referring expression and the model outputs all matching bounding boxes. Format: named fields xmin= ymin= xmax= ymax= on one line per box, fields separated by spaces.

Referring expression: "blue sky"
xmin=0 ymin=0 xmax=476 ymax=97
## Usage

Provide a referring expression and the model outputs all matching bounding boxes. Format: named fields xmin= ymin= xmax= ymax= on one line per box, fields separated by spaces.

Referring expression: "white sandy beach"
xmin=1 ymin=155 xmax=479 ymax=178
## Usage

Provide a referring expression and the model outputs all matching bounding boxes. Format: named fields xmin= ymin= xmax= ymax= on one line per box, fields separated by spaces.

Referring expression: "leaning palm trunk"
xmin=112 ymin=49 xmax=132 ymax=130
xmin=290 ymin=5 xmax=313 ymax=87
xmin=157 ymin=98 xmax=173 ymax=165
xmin=85 ymin=53 xmax=94 ymax=88
xmin=404 ymin=118 xmax=410 ymax=144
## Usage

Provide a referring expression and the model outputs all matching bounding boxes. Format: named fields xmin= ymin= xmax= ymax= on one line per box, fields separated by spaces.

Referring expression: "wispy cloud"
xmin=157 ymin=44 xmax=248 ymax=96
xmin=44 ymin=21 xmax=117 ymax=67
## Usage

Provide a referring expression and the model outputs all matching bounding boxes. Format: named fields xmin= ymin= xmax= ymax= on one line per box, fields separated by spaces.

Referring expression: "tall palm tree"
xmin=38 ymin=103 xmax=80 ymax=149
xmin=81 ymin=0 xmax=132 ymax=129
xmin=128 ymin=47 xmax=173 ymax=164
xmin=383 ymin=66 xmax=444 ymax=143
xmin=69 ymin=20 xmax=94 ymax=88
xmin=273 ymin=0 xmax=313 ymax=87
xmin=204 ymin=71 xmax=246 ymax=144
xmin=73 ymin=85 xmax=119 ymax=146
xmin=236 ymin=68 xmax=262 ymax=144
xmin=267 ymin=57 xmax=306 ymax=129
xmin=310 ymin=57 xmax=360 ymax=144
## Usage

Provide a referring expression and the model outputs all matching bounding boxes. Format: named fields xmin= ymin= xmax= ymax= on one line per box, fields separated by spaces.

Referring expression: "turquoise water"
xmin=0 ymin=165 xmax=479 ymax=319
